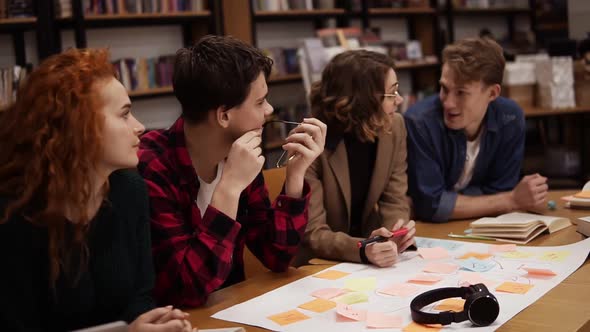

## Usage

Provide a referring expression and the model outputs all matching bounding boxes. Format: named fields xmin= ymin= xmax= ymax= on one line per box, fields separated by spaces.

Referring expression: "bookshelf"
xmin=54 ymin=0 xmax=221 ymax=100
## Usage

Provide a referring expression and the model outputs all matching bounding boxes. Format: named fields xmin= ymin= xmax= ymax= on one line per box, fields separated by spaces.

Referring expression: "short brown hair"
xmin=173 ymin=35 xmax=273 ymax=123
xmin=310 ymin=50 xmax=394 ymax=143
xmin=442 ymin=37 xmax=505 ymax=86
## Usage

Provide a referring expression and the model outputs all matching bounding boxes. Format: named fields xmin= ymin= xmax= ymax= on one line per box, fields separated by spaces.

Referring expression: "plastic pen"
xmin=357 ymin=228 xmax=409 ymax=248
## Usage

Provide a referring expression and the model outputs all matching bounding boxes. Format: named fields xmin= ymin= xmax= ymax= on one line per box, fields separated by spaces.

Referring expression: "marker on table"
xmin=357 ymin=228 xmax=408 ymax=248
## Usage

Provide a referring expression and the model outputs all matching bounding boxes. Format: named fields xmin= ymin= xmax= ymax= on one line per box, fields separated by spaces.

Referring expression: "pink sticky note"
xmin=378 ymin=283 xmax=420 ymax=297
xmin=489 ymin=244 xmax=517 ymax=253
xmin=418 ymin=247 xmax=449 ymax=260
xmin=311 ymin=288 xmax=347 ymax=300
xmin=336 ymin=303 xmax=367 ymax=321
xmin=366 ymin=312 xmax=403 ymax=329
xmin=458 ymin=272 xmax=496 ymax=288
xmin=523 ymin=267 xmax=557 ymax=276
xmin=408 ymin=274 xmax=443 ymax=284
xmin=423 ymin=262 xmax=458 ymax=274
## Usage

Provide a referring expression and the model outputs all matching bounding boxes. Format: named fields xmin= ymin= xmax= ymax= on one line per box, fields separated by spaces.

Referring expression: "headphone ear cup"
xmin=464 ymin=285 xmax=499 ymax=327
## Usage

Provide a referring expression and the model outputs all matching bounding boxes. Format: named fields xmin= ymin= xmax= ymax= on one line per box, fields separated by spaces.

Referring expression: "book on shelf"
xmin=252 ymin=0 xmax=336 ymax=12
xmin=112 ymin=55 xmax=174 ymax=93
xmin=84 ymin=0 xmax=205 ymax=15
xmin=0 ymin=64 xmax=31 ymax=111
xmin=261 ymin=47 xmax=300 ymax=77
xmin=469 ymin=212 xmax=573 ymax=244
xmin=1 ymin=0 xmax=34 ymax=18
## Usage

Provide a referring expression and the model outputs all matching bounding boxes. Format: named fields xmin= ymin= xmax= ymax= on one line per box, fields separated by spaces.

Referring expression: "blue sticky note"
xmin=415 ymin=237 xmax=464 ymax=251
xmin=459 ymin=257 xmax=496 ymax=272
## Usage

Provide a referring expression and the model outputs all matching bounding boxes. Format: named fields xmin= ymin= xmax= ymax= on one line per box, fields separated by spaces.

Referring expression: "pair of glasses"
xmin=383 ymin=90 xmax=401 ymax=99
xmin=264 ymin=120 xmax=302 ymax=168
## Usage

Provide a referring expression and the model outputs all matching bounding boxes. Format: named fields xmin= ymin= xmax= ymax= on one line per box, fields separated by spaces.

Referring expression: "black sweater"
xmin=0 ymin=170 xmax=155 ymax=331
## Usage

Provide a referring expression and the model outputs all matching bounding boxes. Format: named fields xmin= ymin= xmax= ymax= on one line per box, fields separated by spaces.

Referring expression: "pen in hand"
xmin=357 ymin=228 xmax=409 ymax=248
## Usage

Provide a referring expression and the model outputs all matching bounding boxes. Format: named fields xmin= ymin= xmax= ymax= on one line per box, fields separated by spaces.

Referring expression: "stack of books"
xmin=112 ymin=55 xmax=174 ymax=92
xmin=84 ymin=0 xmax=205 ymax=15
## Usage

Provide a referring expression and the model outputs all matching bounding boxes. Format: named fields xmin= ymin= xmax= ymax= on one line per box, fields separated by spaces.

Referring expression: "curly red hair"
xmin=0 ymin=48 xmax=116 ymax=285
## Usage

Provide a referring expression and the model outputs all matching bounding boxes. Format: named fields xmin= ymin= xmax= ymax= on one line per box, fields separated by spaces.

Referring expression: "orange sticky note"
xmin=378 ymin=283 xmax=420 ymax=297
xmin=458 ymin=252 xmax=493 ymax=260
xmin=366 ymin=312 xmax=403 ymax=328
xmin=496 ymin=281 xmax=534 ymax=294
xmin=311 ymin=288 xmax=346 ymax=300
xmin=402 ymin=322 xmax=442 ymax=332
xmin=313 ymin=270 xmax=350 ymax=280
xmin=298 ymin=298 xmax=336 ymax=313
xmin=408 ymin=274 xmax=443 ymax=284
xmin=574 ymin=191 xmax=590 ymax=199
xmin=418 ymin=247 xmax=450 ymax=260
xmin=523 ymin=267 xmax=557 ymax=276
xmin=267 ymin=309 xmax=310 ymax=326
xmin=423 ymin=262 xmax=458 ymax=274
xmin=489 ymin=244 xmax=517 ymax=253
xmin=336 ymin=303 xmax=367 ymax=321
xmin=434 ymin=298 xmax=465 ymax=312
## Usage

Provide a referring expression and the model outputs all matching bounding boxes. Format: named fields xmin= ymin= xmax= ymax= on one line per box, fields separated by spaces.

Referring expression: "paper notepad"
xmin=470 ymin=212 xmax=572 ymax=244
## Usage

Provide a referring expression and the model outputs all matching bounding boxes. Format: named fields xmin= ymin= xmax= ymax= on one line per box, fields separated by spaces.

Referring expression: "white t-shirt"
xmin=196 ymin=160 xmax=224 ymax=218
xmin=454 ymin=129 xmax=484 ymax=191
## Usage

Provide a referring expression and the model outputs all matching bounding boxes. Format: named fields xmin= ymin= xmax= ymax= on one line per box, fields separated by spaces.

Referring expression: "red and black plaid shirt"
xmin=138 ymin=117 xmax=310 ymax=308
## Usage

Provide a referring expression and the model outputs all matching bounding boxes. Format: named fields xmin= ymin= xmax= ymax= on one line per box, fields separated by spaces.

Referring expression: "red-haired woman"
xmin=0 ymin=49 xmax=194 ymax=332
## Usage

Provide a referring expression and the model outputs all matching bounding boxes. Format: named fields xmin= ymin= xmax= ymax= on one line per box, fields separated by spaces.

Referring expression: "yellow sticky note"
xmin=332 ymin=292 xmax=369 ymax=305
xmin=434 ymin=298 xmax=466 ymax=312
xmin=501 ymin=251 xmax=535 ymax=259
xmin=297 ymin=298 xmax=336 ymax=313
xmin=539 ymin=251 xmax=570 ymax=262
xmin=496 ymin=281 xmax=534 ymax=294
xmin=402 ymin=321 xmax=442 ymax=332
xmin=458 ymin=252 xmax=493 ymax=260
xmin=267 ymin=309 xmax=310 ymax=326
xmin=313 ymin=270 xmax=350 ymax=280
xmin=344 ymin=277 xmax=376 ymax=292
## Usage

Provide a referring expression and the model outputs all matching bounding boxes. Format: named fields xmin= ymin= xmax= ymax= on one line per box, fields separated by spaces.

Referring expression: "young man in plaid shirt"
xmin=138 ymin=35 xmax=327 ymax=307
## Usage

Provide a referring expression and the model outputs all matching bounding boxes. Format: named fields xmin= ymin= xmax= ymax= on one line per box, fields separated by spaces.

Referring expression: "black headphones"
xmin=410 ymin=283 xmax=499 ymax=327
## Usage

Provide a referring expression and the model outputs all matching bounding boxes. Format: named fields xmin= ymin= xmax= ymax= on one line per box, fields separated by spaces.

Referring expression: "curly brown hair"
xmin=310 ymin=50 xmax=395 ymax=143
xmin=0 ymin=48 xmax=116 ymax=285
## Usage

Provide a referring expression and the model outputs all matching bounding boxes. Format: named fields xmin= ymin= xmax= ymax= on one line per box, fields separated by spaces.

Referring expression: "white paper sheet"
xmin=212 ymin=237 xmax=590 ymax=331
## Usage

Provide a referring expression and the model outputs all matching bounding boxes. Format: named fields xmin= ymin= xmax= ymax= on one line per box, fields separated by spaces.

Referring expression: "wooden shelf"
xmin=395 ymin=58 xmax=440 ymax=70
xmin=0 ymin=17 xmax=36 ymax=31
xmin=58 ymin=11 xmax=211 ymax=28
xmin=368 ymin=7 xmax=435 ymax=16
xmin=128 ymin=86 xmax=173 ymax=98
xmin=451 ymin=7 xmax=531 ymax=15
xmin=268 ymin=73 xmax=302 ymax=84
xmin=524 ymin=106 xmax=590 ymax=118
xmin=254 ymin=9 xmax=346 ymax=20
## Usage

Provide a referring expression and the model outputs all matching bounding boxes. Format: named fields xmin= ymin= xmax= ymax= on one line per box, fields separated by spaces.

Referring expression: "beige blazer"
xmin=294 ymin=113 xmax=410 ymax=266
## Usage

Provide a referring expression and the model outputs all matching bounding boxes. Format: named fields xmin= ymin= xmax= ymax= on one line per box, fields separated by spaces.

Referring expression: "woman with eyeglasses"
xmin=0 ymin=48 xmax=194 ymax=332
xmin=293 ymin=50 xmax=416 ymax=267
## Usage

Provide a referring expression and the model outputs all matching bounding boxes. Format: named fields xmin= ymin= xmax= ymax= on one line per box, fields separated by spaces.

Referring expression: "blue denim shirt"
xmin=404 ymin=95 xmax=525 ymax=223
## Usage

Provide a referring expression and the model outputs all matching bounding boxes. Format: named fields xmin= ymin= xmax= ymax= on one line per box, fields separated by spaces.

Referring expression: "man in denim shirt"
xmin=405 ymin=38 xmax=548 ymax=223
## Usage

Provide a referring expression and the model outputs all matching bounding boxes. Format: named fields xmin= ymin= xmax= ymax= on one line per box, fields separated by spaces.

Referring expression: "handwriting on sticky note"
xmin=366 ymin=312 xmax=403 ymax=328
xmin=402 ymin=321 xmax=442 ymax=332
xmin=416 ymin=238 xmax=463 ymax=251
xmin=408 ymin=274 xmax=443 ymax=284
xmin=496 ymin=281 xmax=534 ymax=294
xmin=297 ymin=298 xmax=336 ymax=313
xmin=489 ymin=244 xmax=517 ymax=253
xmin=501 ymin=251 xmax=535 ymax=259
xmin=344 ymin=277 xmax=376 ymax=292
xmin=267 ymin=309 xmax=310 ymax=326
xmin=418 ymin=247 xmax=450 ymax=260
xmin=458 ymin=257 xmax=496 ymax=272
xmin=336 ymin=303 xmax=367 ymax=321
xmin=523 ymin=267 xmax=557 ymax=276
xmin=332 ymin=292 xmax=369 ymax=305
xmin=423 ymin=262 xmax=458 ymax=274
xmin=539 ymin=251 xmax=570 ymax=262
xmin=434 ymin=298 xmax=465 ymax=312
xmin=311 ymin=288 xmax=346 ymax=300
xmin=313 ymin=270 xmax=350 ymax=280
xmin=378 ymin=283 xmax=420 ymax=297
xmin=458 ymin=252 xmax=493 ymax=260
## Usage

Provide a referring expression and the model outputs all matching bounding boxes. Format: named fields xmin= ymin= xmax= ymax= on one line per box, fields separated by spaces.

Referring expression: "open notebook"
xmin=470 ymin=212 xmax=572 ymax=244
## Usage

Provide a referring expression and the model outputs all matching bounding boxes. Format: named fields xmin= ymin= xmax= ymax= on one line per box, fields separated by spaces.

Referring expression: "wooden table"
xmin=187 ymin=190 xmax=590 ymax=331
